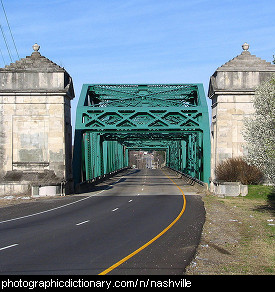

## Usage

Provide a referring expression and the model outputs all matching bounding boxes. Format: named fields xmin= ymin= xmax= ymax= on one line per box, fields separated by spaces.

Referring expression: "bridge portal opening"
xmin=128 ymin=150 xmax=166 ymax=169
xmin=73 ymin=84 xmax=210 ymax=185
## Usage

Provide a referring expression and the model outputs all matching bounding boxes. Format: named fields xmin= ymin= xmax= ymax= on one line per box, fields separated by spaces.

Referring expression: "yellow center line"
xmin=98 ymin=170 xmax=187 ymax=275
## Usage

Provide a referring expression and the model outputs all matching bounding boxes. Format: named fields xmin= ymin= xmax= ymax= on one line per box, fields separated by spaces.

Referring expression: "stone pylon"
xmin=208 ymin=43 xmax=275 ymax=183
xmin=0 ymin=44 xmax=75 ymax=196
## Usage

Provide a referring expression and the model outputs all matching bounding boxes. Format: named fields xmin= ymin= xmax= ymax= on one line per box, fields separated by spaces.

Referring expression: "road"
xmin=0 ymin=169 xmax=205 ymax=275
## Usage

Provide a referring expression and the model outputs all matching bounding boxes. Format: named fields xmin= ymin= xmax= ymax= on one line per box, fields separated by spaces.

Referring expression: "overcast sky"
xmin=1 ymin=0 xmax=274 ymax=129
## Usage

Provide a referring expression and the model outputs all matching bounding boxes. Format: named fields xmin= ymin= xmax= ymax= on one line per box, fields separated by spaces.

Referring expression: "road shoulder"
xmin=185 ymin=194 xmax=275 ymax=275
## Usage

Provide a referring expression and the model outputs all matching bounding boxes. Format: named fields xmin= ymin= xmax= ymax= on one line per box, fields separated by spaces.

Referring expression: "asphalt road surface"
xmin=0 ymin=169 xmax=205 ymax=275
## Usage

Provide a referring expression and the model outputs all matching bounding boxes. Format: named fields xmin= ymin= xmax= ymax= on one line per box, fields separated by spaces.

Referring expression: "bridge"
xmin=1 ymin=43 xmax=274 ymax=196
xmin=0 ymin=44 xmax=274 ymax=275
xmin=72 ymin=83 xmax=211 ymax=186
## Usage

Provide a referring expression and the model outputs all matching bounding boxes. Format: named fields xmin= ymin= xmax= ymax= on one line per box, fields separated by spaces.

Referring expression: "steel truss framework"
xmin=73 ymin=84 xmax=211 ymax=184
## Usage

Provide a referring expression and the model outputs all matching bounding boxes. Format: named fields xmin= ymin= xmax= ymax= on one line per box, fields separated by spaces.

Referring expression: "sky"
xmin=0 ymin=0 xmax=274 ymax=131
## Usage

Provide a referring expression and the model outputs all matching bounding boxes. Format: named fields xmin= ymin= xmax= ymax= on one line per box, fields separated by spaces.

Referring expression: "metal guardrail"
xmin=165 ymin=167 xmax=206 ymax=187
xmin=75 ymin=167 xmax=130 ymax=193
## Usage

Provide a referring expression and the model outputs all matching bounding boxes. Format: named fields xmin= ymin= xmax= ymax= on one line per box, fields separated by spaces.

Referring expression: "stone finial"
xmin=31 ymin=43 xmax=41 ymax=58
xmin=32 ymin=43 xmax=40 ymax=52
xmin=242 ymin=42 xmax=249 ymax=51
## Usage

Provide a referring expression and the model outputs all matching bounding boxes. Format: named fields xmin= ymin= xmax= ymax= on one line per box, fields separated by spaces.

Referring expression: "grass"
xmin=247 ymin=185 xmax=274 ymax=200
xmin=247 ymin=185 xmax=275 ymax=218
xmin=186 ymin=185 xmax=275 ymax=275
xmin=219 ymin=185 xmax=275 ymax=274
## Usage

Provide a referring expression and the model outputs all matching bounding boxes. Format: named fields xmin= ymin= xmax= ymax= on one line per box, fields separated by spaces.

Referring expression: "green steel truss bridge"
xmin=73 ymin=84 xmax=210 ymax=184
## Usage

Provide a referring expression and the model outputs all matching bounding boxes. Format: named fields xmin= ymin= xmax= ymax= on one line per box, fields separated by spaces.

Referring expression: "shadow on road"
xmin=75 ymin=169 xmax=141 ymax=195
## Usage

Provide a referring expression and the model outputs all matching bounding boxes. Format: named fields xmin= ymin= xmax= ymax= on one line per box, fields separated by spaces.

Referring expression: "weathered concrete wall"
xmin=213 ymin=182 xmax=248 ymax=197
xmin=0 ymin=72 xmax=66 ymax=90
xmin=0 ymin=44 xmax=74 ymax=196
xmin=208 ymin=43 xmax=275 ymax=182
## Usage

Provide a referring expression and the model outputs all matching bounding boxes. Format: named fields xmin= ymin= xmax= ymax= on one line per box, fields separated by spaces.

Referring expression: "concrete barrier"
xmin=213 ymin=182 xmax=248 ymax=197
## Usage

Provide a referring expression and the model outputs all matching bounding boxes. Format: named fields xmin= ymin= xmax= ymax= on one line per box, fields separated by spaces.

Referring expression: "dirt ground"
xmin=0 ymin=193 xmax=56 ymax=208
xmin=185 ymin=194 xmax=275 ymax=275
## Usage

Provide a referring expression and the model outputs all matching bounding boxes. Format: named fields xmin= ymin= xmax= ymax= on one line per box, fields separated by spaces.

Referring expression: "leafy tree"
xmin=243 ymin=75 xmax=275 ymax=184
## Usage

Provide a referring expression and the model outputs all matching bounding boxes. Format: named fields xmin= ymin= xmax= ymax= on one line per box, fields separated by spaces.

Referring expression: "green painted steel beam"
xmin=73 ymin=84 xmax=210 ymax=184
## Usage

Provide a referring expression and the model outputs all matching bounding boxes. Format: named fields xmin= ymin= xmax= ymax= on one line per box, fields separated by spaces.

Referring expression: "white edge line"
xmin=0 ymin=175 xmax=127 ymax=225
xmin=112 ymin=208 xmax=119 ymax=212
xmin=0 ymin=192 xmax=101 ymax=225
xmin=0 ymin=243 xmax=18 ymax=251
xmin=76 ymin=220 xmax=90 ymax=226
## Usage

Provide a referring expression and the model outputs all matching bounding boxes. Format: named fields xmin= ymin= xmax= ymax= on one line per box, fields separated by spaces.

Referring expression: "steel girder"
xmin=73 ymin=84 xmax=210 ymax=184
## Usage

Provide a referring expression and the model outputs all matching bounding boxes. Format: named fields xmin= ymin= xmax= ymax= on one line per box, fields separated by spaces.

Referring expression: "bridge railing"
xmin=75 ymin=167 xmax=129 ymax=194
xmin=165 ymin=166 xmax=208 ymax=190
